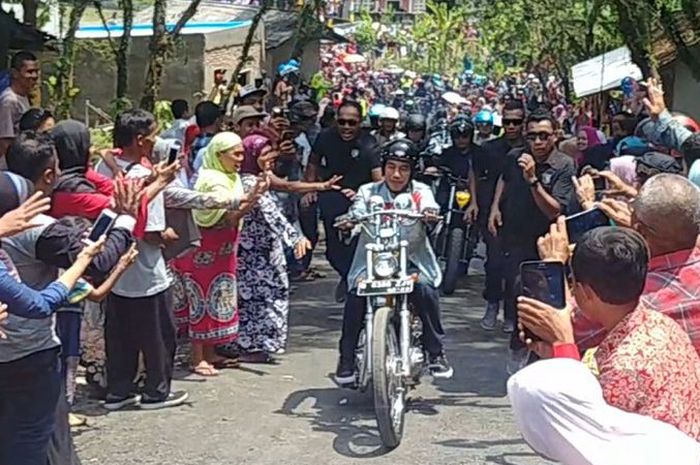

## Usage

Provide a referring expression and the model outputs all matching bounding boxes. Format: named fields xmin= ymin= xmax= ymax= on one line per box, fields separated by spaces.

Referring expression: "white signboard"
xmin=571 ymin=46 xmax=643 ymax=98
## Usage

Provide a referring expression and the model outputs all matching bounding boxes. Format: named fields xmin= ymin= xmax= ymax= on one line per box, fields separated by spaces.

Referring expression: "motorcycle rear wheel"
xmin=372 ymin=306 xmax=405 ymax=449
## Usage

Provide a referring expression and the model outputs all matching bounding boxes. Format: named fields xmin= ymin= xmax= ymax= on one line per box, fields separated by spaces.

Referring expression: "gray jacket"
xmin=347 ymin=180 xmax=442 ymax=290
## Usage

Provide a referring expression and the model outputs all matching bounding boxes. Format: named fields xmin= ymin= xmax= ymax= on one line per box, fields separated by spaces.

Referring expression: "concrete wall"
xmin=203 ymin=24 xmax=264 ymax=90
xmin=68 ymin=34 xmax=206 ymax=119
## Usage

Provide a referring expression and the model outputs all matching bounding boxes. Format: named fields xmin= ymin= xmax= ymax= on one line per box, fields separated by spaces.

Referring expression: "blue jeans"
xmin=0 ymin=347 xmax=62 ymax=465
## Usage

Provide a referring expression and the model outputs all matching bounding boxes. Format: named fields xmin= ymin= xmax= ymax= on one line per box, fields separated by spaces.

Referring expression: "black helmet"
xmin=405 ymin=114 xmax=427 ymax=133
xmin=381 ymin=138 xmax=419 ymax=170
xmin=450 ymin=116 xmax=474 ymax=139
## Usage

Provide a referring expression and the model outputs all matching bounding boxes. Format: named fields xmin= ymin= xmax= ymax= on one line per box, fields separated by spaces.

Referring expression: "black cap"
xmin=637 ymin=151 xmax=683 ymax=175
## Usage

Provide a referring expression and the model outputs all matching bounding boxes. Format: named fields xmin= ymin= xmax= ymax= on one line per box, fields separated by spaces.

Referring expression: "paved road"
xmin=74 ymin=259 xmax=551 ymax=465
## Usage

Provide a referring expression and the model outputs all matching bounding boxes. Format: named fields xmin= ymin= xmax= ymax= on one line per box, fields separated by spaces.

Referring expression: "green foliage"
xmin=108 ymin=97 xmax=133 ymax=119
xmin=353 ymin=10 xmax=378 ymax=53
xmin=89 ymin=126 xmax=114 ymax=153
xmin=154 ymin=99 xmax=174 ymax=130
xmin=393 ymin=0 xmax=473 ymax=75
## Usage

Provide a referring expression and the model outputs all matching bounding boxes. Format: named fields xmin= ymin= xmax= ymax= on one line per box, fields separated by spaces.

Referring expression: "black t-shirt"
xmin=474 ymin=137 xmax=525 ymax=211
xmin=310 ymin=128 xmax=381 ymax=190
xmin=500 ymin=148 xmax=576 ymax=247
xmin=433 ymin=145 xmax=479 ymax=208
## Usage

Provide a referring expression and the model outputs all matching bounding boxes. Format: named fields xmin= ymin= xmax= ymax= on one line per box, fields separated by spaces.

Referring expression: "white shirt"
xmin=94 ymin=158 xmax=172 ymax=297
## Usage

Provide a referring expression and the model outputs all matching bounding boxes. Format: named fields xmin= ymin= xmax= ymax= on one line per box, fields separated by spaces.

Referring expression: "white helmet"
xmin=380 ymin=107 xmax=400 ymax=121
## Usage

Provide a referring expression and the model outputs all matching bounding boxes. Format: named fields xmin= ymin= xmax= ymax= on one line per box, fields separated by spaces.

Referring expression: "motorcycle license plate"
xmin=357 ymin=278 xmax=414 ymax=296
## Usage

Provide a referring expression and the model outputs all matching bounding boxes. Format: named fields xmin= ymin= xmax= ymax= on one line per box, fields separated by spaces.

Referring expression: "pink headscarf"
xmin=241 ymin=134 xmax=271 ymax=175
xmin=579 ymin=126 xmax=604 ymax=148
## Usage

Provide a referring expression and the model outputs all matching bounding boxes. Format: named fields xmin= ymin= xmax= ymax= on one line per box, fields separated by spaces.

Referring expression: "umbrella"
xmin=442 ymin=91 xmax=467 ymax=105
xmin=384 ymin=65 xmax=405 ymax=75
xmin=343 ymin=54 xmax=366 ymax=64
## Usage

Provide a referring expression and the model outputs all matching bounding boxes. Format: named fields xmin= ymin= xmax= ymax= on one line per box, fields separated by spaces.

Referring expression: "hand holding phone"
xmin=83 ymin=209 xmax=118 ymax=245
xmin=519 ymin=260 xmax=566 ymax=342
xmin=565 ymin=208 xmax=610 ymax=244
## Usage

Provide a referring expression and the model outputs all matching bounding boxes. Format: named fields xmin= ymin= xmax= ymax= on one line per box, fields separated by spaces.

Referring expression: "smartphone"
xmin=84 ymin=209 xmax=118 ymax=245
xmin=520 ymin=261 xmax=567 ymax=341
xmin=593 ymin=176 xmax=607 ymax=192
xmin=565 ymin=207 xmax=610 ymax=243
xmin=167 ymin=146 xmax=179 ymax=165
xmin=281 ymin=129 xmax=294 ymax=142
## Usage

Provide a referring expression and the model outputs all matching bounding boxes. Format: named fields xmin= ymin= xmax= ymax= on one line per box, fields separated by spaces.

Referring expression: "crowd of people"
xmin=1 ymin=37 xmax=700 ymax=465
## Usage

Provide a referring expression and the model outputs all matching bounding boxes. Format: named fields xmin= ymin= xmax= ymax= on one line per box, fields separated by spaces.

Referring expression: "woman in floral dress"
xmin=176 ymin=132 xmax=263 ymax=376
xmin=223 ymin=134 xmax=311 ymax=363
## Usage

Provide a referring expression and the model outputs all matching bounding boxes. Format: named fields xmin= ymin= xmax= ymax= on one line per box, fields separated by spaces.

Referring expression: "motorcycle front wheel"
xmin=372 ymin=306 xmax=405 ymax=449
xmin=442 ymin=227 xmax=464 ymax=295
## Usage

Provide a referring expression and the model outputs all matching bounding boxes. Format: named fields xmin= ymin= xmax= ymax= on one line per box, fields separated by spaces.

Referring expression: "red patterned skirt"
xmin=172 ymin=226 xmax=239 ymax=345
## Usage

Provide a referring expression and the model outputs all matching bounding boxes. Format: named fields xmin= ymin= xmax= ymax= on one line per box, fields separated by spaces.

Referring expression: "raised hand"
xmin=0 ymin=191 xmax=51 ymax=238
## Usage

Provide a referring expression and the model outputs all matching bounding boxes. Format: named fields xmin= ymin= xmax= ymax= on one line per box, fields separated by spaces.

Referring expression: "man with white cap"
xmin=371 ymin=107 xmax=405 ymax=146
xmin=236 ymin=83 xmax=267 ymax=113
xmin=508 ymin=358 xmax=700 ymax=465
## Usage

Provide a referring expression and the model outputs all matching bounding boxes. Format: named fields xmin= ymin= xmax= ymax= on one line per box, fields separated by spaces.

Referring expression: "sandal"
xmin=239 ymin=351 xmax=275 ymax=364
xmin=211 ymin=357 xmax=240 ymax=369
xmin=191 ymin=362 xmax=219 ymax=377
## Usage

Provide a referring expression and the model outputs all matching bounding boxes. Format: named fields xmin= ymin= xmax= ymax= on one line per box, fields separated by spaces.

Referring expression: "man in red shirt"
xmin=574 ymin=174 xmax=700 ymax=356
xmin=518 ymin=221 xmax=700 ymax=441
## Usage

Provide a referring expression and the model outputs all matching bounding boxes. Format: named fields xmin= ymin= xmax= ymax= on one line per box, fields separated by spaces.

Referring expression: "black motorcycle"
xmin=427 ymin=165 xmax=480 ymax=295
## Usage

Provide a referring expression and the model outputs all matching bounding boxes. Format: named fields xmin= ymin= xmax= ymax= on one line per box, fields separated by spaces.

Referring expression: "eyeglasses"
xmin=503 ymin=118 xmax=523 ymax=127
xmin=526 ymin=131 xmax=554 ymax=142
xmin=337 ymin=119 xmax=359 ymax=127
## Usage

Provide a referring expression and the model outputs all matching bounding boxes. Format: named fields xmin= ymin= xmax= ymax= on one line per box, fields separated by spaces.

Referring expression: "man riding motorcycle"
xmin=334 ymin=138 xmax=454 ymax=386
xmin=427 ymin=117 xmax=480 ymax=223
xmin=372 ymin=107 xmax=406 ymax=145
xmin=405 ymin=113 xmax=428 ymax=150
xmin=474 ymin=109 xmax=498 ymax=146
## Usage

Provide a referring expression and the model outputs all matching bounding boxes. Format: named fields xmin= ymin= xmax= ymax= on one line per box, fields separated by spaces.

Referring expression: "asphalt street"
xmin=74 ymin=256 xmax=553 ymax=465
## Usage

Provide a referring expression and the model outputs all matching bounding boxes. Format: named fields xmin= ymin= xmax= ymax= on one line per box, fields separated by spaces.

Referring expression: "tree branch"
xmin=171 ymin=0 xmax=202 ymax=37
xmin=94 ymin=1 xmax=118 ymax=56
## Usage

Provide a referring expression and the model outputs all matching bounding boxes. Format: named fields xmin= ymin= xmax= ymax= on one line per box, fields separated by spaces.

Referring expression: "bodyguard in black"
xmin=487 ymin=109 xmax=575 ymax=374
xmin=303 ymin=100 xmax=383 ymax=302
xmin=474 ymin=101 xmax=526 ymax=330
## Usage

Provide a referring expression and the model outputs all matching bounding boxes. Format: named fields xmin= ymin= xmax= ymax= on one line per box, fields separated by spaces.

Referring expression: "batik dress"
xmin=229 ymin=174 xmax=301 ymax=354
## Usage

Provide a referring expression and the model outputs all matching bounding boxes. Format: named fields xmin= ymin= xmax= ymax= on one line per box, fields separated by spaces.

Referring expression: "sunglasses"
xmin=337 ymin=119 xmax=359 ymax=127
xmin=526 ymin=131 xmax=554 ymax=142
xmin=503 ymin=118 xmax=523 ymax=127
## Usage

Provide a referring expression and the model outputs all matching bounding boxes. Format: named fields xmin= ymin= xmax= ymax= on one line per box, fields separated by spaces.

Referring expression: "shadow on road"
xmin=276 ymin=385 xmax=389 ymax=459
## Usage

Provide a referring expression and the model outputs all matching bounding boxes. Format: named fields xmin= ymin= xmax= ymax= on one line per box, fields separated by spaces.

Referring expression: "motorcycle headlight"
xmin=373 ymin=253 xmax=398 ymax=278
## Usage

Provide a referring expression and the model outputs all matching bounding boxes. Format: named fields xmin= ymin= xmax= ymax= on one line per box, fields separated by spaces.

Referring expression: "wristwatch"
xmin=529 ymin=178 xmax=540 ymax=188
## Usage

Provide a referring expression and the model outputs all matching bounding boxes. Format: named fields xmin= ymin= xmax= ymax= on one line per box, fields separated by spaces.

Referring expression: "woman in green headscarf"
xmin=177 ymin=132 xmax=255 ymax=376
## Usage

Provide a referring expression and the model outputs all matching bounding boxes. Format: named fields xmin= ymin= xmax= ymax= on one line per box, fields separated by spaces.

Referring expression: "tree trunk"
xmin=140 ymin=0 xmax=202 ymax=111
xmin=226 ymin=1 xmax=269 ymax=96
xmin=612 ymin=0 xmax=658 ymax=79
xmin=22 ymin=0 xmax=38 ymax=26
xmin=140 ymin=0 xmax=167 ymax=111
xmin=55 ymin=0 xmax=90 ymax=119
xmin=116 ymin=0 xmax=134 ymax=100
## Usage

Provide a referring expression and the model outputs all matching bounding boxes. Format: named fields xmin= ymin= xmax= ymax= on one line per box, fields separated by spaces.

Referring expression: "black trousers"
xmin=339 ymin=283 xmax=445 ymax=362
xmin=0 ymin=348 xmax=61 ymax=465
xmin=318 ymin=191 xmax=356 ymax=279
xmin=105 ymin=288 xmax=176 ymax=401
xmin=480 ymin=223 xmax=505 ymax=303
xmin=299 ymin=201 xmax=319 ymax=271
xmin=47 ymin=379 xmax=81 ymax=465
xmin=502 ymin=241 xmax=540 ymax=351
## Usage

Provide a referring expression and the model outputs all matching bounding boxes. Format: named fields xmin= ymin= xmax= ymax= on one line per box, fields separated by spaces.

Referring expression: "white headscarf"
xmin=507 ymin=359 xmax=700 ymax=465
